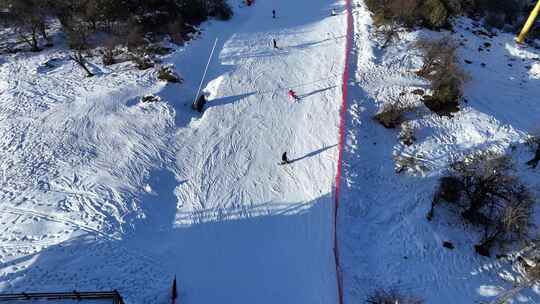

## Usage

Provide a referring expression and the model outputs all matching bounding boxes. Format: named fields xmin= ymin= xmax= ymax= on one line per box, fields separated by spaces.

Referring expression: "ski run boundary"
xmin=333 ymin=0 xmax=353 ymax=303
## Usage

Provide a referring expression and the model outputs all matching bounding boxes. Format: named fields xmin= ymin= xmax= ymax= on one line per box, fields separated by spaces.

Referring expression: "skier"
xmin=281 ymin=152 xmax=290 ymax=165
xmin=246 ymin=0 xmax=253 ymax=6
xmin=331 ymin=9 xmax=336 ymax=16
xmin=273 ymin=38 xmax=278 ymax=49
xmin=272 ymin=10 xmax=276 ymax=18
xmin=288 ymin=89 xmax=300 ymax=101
xmin=192 ymin=94 xmax=206 ymax=113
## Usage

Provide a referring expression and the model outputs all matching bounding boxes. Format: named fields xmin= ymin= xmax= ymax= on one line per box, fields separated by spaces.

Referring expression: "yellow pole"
xmin=517 ymin=0 xmax=540 ymax=43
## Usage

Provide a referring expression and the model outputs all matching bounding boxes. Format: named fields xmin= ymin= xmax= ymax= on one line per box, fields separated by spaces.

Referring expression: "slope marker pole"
xmin=193 ymin=38 xmax=219 ymax=105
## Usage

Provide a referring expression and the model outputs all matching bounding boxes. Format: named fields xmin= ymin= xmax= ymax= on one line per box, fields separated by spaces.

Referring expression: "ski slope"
xmin=0 ymin=0 xmax=347 ymax=303
xmin=339 ymin=1 xmax=540 ymax=303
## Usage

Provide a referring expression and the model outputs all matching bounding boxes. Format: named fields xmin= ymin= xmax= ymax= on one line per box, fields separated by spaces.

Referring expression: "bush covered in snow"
xmin=430 ymin=152 xmax=536 ymax=257
xmin=394 ymin=151 xmax=429 ymax=175
xmin=131 ymin=53 xmax=155 ymax=70
xmin=157 ymin=65 xmax=183 ymax=83
xmin=398 ymin=121 xmax=416 ymax=146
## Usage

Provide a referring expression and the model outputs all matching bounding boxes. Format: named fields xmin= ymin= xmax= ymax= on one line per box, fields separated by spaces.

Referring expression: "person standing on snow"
xmin=281 ymin=152 xmax=290 ymax=165
xmin=288 ymin=89 xmax=299 ymax=101
xmin=273 ymin=38 xmax=278 ymax=49
xmin=272 ymin=10 xmax=276 ymax=18
xmin=192 ymin=94 xmax=206 ymax=113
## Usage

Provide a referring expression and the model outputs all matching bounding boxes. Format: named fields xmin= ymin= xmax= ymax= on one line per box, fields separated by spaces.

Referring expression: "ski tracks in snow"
xmin=0 ymin=0 xmax=349 ymax=302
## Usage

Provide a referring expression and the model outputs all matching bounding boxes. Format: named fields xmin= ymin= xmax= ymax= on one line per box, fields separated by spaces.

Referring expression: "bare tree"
xmin=431 ymin=152 xmax=536 ymax=257
xmin=375 ymin=21 xmax=402 ymax=48
xmin=7 ymin=0 xmax=48 ymax=52
xmin=65 ymin=17 xmax=94 ymax=77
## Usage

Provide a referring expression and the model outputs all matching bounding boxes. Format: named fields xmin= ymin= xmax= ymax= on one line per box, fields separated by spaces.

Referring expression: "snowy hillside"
xmin=0 ymin=0 xmax=346 ymax=303
xmin=2 ymin=0 xmax=540 ymax=302
xmin=340 ymin=0 xmax=540 ymax=303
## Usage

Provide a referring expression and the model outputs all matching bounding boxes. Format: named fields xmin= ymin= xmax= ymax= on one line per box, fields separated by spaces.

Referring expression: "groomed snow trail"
xmin=0 ymin=0 xmax=347 ymax=303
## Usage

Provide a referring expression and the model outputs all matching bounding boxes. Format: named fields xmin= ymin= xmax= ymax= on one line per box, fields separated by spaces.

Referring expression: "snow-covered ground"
xmin=0 ymin=0 xmax=346 ymax=303
xmin=340 ymin=1 xmax=540 ymax=303
xmin=3 ymin=0 xmax=540 ymax=302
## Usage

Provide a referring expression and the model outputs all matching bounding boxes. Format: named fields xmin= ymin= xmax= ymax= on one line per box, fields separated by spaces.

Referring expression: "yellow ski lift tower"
xmin=517 ymin=0 xmax=540 ymax=43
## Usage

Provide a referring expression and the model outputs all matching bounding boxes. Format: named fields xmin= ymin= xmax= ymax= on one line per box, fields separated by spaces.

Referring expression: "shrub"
xmin=421 ymin=0 xmax=449 ymax=29
xmin=526 ymin=136 xmax=540 ymax=169
xmin=157 ymin=65 xmax=183 ymax=83
xmin=102 ymin=48 xmax=115 ymax=65
xmin=394 ymin=151 xmax=429 ymax=174
xmin=181 ymin=0 xmax=209 ymax=24
xmin=365 ymin=0 xmax=527 ymax=30
xmin=430 ymin=152 xmax=536 ymax=256
xmin=477 ymin=0 xmax=527 ymax=26
xmin=126 ymin=26 xmax=146 ymax=51
xmin=375 ymin=22 xmax=402 ymax=48
xmin=131 ymin=53 xmax=154 ymax=70
xmin=518 ymin=249 xmax=540 ymax=284
xmin=146 ymin=44 xmax=173 ymax=55
xmin=102 ymin=37 xmax=121 ymax=66
xmin=423 ymin=77 xmax=462 ymax=116
xmin=442 ymin=0 xmax=465 ymax=15
xmin=484 ymin=12 xmax=506 ymax=30
xmin=427 ymin=176 xmax=463 ymax=220
xmin=1 ymin=0 xmax=234 ymax=58
xmin=366 ymin=288 xmax=424 ymax=304
xmin=416 ymin=37 xmax=467 ymax=116
xmin=209 ymin=0 xmax=233 ymax=21
xmin=140 ymin=95 xmax=161 ymax=103
xmin=399 ymin=121 xmax=416 ymax=146
xmin=366 ymin=0 xmax=422 ymax=27
xmin=366 ymin=0 xmax=451 ymax=29
xmin=374 ymin=98 xmax=413 ymax=128
xmin=167 ymin=18 xmax=187 ymax=44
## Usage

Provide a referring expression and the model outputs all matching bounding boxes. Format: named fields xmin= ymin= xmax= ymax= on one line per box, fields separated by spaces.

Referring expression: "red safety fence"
xmin=333 ymin=0 xmax=353 ymax=303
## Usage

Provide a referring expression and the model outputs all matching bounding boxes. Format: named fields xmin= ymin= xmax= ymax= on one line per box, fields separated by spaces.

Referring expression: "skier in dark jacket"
xmin=273 ymin=38 xmax=278 ymax=49
xmin=192 ymin=94 xmax=206 ymax=113
xmin=272 ymin=10 xmax=276 ymax=18
xmin=281 ymin=152 xmax=290 ymax=165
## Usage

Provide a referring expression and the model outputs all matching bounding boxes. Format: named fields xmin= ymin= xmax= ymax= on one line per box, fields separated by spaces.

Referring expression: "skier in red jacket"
xmin=288 ymin=89 xmax=300 ymax=101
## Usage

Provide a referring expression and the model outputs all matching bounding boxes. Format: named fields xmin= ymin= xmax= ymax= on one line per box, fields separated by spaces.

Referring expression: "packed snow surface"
xmin=2 ymin=0 xmax=540 ymax=302
xmin=0 ymin=0 xmax=346 ymax=303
